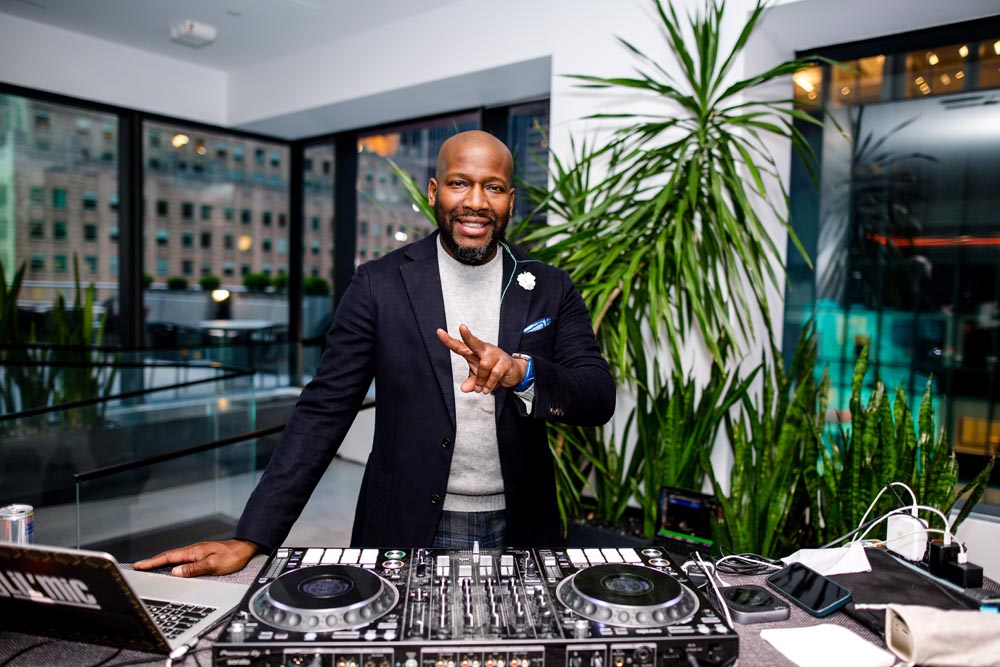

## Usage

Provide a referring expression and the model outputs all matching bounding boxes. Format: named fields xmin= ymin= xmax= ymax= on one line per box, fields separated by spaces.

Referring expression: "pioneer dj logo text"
xmin=0 ymin=569 xmax=101 ymax=610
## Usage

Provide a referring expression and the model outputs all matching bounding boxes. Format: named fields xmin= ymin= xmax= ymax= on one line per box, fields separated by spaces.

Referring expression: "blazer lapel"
xmin=400 ymin=234 xmax=455 ymax=429
xmin=496 ymin=244 xmax=533 ymax=419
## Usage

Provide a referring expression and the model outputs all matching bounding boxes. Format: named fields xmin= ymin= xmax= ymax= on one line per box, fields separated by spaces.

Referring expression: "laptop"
xmin=653 ymin=486 xmax=721 ymax=561
xmin=0 ymin=543 xmax=247 ymax=655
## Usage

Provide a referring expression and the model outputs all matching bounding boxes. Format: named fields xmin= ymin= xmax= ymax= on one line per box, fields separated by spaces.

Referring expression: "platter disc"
xmin=556 ymin=563 xmax=699 ymax=627
xmin=250 ymin=565 xmax=398 ymax=631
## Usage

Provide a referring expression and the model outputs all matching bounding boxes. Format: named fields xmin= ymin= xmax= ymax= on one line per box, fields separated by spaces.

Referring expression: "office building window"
xmin=155 ymin=258 xmax=168 ymax=276
xmin=201 ymin=204 xmax=213 ymax=220
xmin=241 ymin=209 xmax=251 ymax=224
xmin=53 ymin=255 xmax=68 ymax=273
xmin=82 ymin=192 xmax=98 ymax=211
xmin=224 ymin=207 xmax=235 ymax=221
xmin=52 ymin=221 xmax=67 ymax=241
xmin=156 ymin=229 xmax=169 ymax=246
xmin=224 ymin=234 xmax=234 ymax=250
xmin=52 ymin=188 xmax=67 ymax=209
xmin=181 ymin=260 xmax=193 ymax=275
xmin=84 ymin=224 xmax=98 ymax=242
xmin=30 ymin=186 xmax=44 ymax=204
xmin=182 ymin=202 xmax=194 ymax=220
xmin=201 ymin=232 xmax=211 ymax=249
xmin=156 ymin=200 xmax=169 ymax=217
xmin=84 ymin=255 xmax=98 ymax=274
xmin=29 ymin=221 xmax=44 ymax=239
xmin=223 ymin=261 xmax=235 ymax=276
xmin=262 ymin=211 xmax=272 ymax=226
xmin=262 ymin=237 xmax=272 ymax=253
xmin=785 ymin=25 xmax=1000 ymax=507
xmin=30 ymin=253 xmax=45 ymax=271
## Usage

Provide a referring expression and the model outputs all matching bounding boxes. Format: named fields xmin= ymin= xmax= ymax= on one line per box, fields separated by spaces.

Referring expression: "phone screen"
xmin=766 ymin=563 xmax=852 ymax=616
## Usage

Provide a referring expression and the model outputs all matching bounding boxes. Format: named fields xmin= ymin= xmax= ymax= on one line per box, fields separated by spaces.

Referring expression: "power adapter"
xmin=885 ymin=514 xmax=929 ymax=561
xmin=927 ymin=539 xmax=961 ymax=577
xmin=946 ymin=560 xmax=984 ymax=589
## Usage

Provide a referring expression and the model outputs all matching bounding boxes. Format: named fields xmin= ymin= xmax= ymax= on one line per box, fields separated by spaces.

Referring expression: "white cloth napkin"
xmin=760 ymin=624 xmax=895 ymax=667
xmin=782 ymin=542 xmax=872 ymax=575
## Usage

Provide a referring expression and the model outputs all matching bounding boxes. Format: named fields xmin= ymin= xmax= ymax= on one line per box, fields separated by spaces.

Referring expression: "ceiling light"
xmin=792 ymin=71 xmax=815 ymax=93
xmin=956 ymin=70 xmax=965 ymax=79
xmin=940 ymin=74 xmax=952 ymax=86
xmin=171 ymin=133 xmax=190 ymax=148
xmin=841 ymin=86 xmax=850 ymax=96
xmin=959 ymin=45 xmax=969 ymax=58
xmin=394 ymin=231 xmax=408 ymax=242
xmin=169 ymin=19 xmax=218 ymax=48
xmin=915 ymin=76 xmax=925 ymax=85
xmin=927 ymin=51 xmax=939 ymax=66
xmin=211 ymin=289 xmax=231 ymax=303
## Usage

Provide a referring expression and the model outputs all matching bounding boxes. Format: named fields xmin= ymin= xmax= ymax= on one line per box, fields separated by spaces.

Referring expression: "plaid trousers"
xmin=431 ymin=509 xmax=507 ymax=549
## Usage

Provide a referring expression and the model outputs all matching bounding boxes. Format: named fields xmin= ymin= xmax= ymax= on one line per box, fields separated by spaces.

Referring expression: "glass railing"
xmin=70 ymin=425 xmax=283 ymax=562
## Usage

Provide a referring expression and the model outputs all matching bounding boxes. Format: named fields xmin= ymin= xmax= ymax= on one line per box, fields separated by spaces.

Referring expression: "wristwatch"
xmin=512 ymin=353 xmax=534 ymax=392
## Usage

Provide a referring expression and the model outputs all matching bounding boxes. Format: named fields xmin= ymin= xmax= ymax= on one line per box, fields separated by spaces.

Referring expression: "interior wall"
xmin=0 ymin=12 xmax=227 ymax=124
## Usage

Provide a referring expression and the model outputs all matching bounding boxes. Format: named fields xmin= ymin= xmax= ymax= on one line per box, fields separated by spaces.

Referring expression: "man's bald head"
xmin=436 ymin=130 xmax=514 ymax=184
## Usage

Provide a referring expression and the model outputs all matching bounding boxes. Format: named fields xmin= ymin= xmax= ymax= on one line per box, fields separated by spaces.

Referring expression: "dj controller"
xmin=212 ymin=546 xmax=738 ymax=667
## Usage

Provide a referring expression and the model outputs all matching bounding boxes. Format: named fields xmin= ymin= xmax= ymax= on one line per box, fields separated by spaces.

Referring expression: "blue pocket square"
xmin=523 ymin=317 xmax=552 ymax=334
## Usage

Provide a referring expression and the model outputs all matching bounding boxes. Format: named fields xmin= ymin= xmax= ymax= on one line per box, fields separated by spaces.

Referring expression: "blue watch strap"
xmin=513 ymin=355 xmax=534 ymax=392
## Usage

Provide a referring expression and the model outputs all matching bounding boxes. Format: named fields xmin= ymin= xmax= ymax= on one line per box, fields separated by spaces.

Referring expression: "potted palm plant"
xmin=513 ymin=0 xmax=826 ymax=538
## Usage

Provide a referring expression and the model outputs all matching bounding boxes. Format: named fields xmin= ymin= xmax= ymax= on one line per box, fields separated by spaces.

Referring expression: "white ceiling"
xmin=0 ymin=0 xmax=464 ymax=71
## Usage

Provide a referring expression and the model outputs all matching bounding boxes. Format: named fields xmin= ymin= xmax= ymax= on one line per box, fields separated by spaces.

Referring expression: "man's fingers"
xmin=436 ymin=328 xmax=473 ymax=357
xmin=458 ymin=324 xmax=487 ymax=355
xmin=134 ymin=545 xmax=203 ymax=570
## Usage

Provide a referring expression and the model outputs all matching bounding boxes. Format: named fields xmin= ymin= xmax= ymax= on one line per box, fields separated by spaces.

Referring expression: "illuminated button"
xmin=360 ymin=549 xmax=378 ymax=564
xmin=321 ymin=548 xmax=342 ymax=564
xmin=459 ymin=564 xmax=473 ymax=578
xmin=601 ymin=548 xmax=623 ymax=563
xmin=276 ymin=548 xmax=291 ymax=558
xmin=584 ymin=549 xmax=605 ymax=564
xmin=618 ymin=548 xmax=642 ymax=563
xmin=302 ymin=548 xmax=324 ymax=565
xmin=566 ymin=549 xmax=587 ymax=566
xmin=341 ymin=548 xmax=361 ymax=564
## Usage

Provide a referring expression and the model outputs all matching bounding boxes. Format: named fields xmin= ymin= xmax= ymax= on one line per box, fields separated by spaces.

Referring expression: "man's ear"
xmin=508 ymin=188 xmax=515 ymax=217
xmin=427 ymin=177 xmax=438 ymax=206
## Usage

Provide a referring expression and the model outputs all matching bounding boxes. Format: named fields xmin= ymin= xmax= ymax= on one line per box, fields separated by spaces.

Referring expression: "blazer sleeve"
xmin=518 ymin=270 xmax=616 ymax=426
xmin=234 ymin=266 xmax=377 ymax=551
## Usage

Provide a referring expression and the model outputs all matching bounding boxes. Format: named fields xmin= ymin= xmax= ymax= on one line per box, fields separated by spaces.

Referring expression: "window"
xmin=201 ymin=204 xmax=213 ymax=220
xmin=84 ymin=255 xmax=98 ymax=274
xmin=233 ymin=144 xmax=245 ymax=162
xmin=224 ymin=261 xmax=235 ymax=276
xmin=201 ymin=232 xmax=212 ymax=249
xmin=216 ymin=142 xmax=228 ymax=158
xmin=182 ymin=260 xmax=193 ymax=275
xmin=201 ymin=263 xmax=211 ymax=276
xmin=29 ymin=221 xmax=44 ymax=240
xmin=156 ymin=200 xmax=169 ymax=216
xmin=30 ymin=254 xmax=45 ymax=271
xmin=224 ymin=234 xmax=234 ymax=250
xmin=52 ymin=188 xmax=67 ymax=209
xmin=53 ymin=255 xmax=67 ymax=273
xmin=182 ymin=202 xmax=194 ymax=220
xmin=311 ymin=216 xmax=320 ymax=231
xmin=156 ymin=258 xmax=168 ymax=276
xmin=785 ymin=26 xmax=1000 ymax=510
xmin=53 ymin=221 xmax=67 ymax=241
xmin=255 ymin=148 xmax=266 ymax=165
xmin=82 ymin=192 xmax=98 ymax=211
xmin=262 ymin=211 xmax=272 ymax=226
xmin=110 ymin=226 xmax=119 ymax=242
xmin=84 ymin=224 xmax=98 ymax=241
xmin=182 ymin=232 xmax=194 ymax=248
xmin=241 ymin=209 xmax=252 ymax=224
xmin=156 ymin=229 xmax=169 ymax=246
xmin=311 ymin=241 xmax=321 ymax=255
xmin=30 ymin=187 xmax=44 ymax=204
xmin=109 ymin=195 xmax=119 ymax=212
xmin=277 ymin=239 xmax=287 ymax=255
xmin=270 ymin=151 xmax=281 ymax=167
xmin=241 ymin=263 xmax=251 ymax=276
xmin=35 ymin=110 xmax=50 ymax=130
xmin=224 ymin=207 xmax=235 ymax=221
xmin=262 ymin=262 xmax=272 ymax=275
xmin=262 ymin=237 xmax=273 ymax=252
xmin=278 ymin=213 xmax=287 ymax=227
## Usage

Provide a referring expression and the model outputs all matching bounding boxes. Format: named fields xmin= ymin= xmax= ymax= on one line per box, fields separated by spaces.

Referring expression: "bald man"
xmin=136 ymin=131 xmax=615 ymax=576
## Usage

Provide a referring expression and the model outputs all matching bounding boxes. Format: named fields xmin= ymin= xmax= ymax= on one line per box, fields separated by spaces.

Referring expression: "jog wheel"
xmin=250 ymin=564 xmax=399 ymax=631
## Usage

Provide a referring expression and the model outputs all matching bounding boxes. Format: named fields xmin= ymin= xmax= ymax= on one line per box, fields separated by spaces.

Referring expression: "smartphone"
xmin=765 ymin=562 xmax=852 ymax=617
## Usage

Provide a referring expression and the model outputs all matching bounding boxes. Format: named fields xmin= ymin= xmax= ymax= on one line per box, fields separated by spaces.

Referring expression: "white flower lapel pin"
xmin=517 ymin=271 xmax=536 ymax=291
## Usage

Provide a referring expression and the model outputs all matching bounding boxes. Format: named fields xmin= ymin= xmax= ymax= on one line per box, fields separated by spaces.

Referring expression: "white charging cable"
xmin=694 ymin=551 xmax=735 ymax=629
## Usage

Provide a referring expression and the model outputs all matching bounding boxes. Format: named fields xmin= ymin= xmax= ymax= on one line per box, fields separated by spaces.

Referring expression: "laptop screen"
xmin=655 ymin=486 xmax=720 ymax=550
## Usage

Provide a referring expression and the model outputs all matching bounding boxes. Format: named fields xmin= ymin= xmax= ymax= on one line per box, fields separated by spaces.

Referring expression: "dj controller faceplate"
xmin=212 ymin=546 xmax=738 ymax=667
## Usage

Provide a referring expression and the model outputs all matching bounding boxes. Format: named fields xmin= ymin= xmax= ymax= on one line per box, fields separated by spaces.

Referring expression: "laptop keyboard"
xmin=142 ymin=598 xmax=215 ymax=639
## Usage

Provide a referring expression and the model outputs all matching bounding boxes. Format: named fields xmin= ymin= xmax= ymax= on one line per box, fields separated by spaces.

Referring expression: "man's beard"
xmin=435 ymin=200 xmax=505 ymax=265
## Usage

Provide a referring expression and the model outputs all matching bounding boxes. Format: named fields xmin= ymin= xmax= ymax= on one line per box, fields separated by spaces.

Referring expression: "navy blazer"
xmin=235 ymin=233 xmax=615 ymax=549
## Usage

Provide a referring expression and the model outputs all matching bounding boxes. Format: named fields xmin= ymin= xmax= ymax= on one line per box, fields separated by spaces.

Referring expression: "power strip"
xmin=885 ymin=514 xmax=929 ymax=561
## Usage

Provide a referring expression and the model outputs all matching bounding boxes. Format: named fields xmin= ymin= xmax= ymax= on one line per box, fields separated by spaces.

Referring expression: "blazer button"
xmin=441 ymin=438 xmax=452 ymax=449
xmin=430 ymin=493 xmax=441 ymax=504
